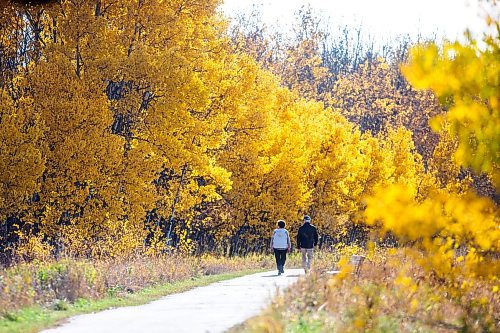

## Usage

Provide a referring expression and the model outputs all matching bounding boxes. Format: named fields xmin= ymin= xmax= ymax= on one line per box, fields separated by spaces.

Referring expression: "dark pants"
xmin=273 ymin=248 xmax=287 ymax=272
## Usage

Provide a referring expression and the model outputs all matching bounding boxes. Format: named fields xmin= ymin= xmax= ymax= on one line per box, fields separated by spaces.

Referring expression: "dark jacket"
xmin=296 ymin=223 xmax=318 ymax=249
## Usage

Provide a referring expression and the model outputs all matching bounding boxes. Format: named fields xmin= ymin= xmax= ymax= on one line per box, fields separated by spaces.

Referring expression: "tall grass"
xmin=0 ymin=254 xmax=274 ymax=315
xmin=238 ymin=249 xmax=499 ymax=332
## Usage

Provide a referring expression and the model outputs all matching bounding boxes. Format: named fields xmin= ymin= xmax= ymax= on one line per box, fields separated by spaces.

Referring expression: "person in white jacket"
xmin=270 ymin=220 xmax=291 ymax=275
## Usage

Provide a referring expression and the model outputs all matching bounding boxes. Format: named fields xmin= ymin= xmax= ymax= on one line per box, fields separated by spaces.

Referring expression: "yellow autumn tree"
xmin=331 ymin=57 xmax=444 ymax=160
xmin=7 ymin=0 xmax=239 ymax=256
xmin=364 ymin=15 xmax=499 ymax=329
xmin=0 ymin=90 xmax=44 ymax=222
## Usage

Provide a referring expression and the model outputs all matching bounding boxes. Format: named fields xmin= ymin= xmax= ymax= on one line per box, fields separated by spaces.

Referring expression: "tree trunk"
xmin=166 ymin=163 xmax=188 ymax=245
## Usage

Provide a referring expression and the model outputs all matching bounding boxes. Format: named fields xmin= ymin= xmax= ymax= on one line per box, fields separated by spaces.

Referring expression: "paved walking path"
xmin=42 ymin=269 xmax=304 ymax=333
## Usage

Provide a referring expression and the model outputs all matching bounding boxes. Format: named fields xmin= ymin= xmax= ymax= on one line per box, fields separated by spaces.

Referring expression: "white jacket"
xmin=271 ymin=228 xmax=290 ymax=249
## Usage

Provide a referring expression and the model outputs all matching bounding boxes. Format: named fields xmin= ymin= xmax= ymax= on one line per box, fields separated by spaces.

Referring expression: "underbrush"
xmin=0 ymin=253 xmax=274 ymax=316
xmin=239 ymin=249 xmax=499 ymax=333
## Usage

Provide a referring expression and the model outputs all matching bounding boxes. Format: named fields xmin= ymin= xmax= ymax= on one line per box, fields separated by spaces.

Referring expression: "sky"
xmin=220 ymin=0 xmax=495 ymax=42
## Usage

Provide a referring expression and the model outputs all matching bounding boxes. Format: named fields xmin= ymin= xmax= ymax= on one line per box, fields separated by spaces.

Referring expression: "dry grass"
xmin=0 ymin=253 xmax=274 ymax=315
xmin=238 ymin=250 xmax=499 ymax=333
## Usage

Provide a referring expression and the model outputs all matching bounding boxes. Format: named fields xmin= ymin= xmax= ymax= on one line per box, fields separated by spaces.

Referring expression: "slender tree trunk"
xmin=95 ymin=0 xmax=101 ymax=17
xmin=76 ymin=38 xmax=81 ymax=78
xmin=166 ymin=163 xmax=188 ymax=245
xmin=52 ymin=17 xmax=57 ymax=43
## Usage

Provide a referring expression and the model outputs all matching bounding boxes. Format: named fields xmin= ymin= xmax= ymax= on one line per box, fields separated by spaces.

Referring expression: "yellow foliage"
xmin=0 ymin=0 xmax=497 ymax=266
xmin=402 ymin=34 xmax=499 ymax=186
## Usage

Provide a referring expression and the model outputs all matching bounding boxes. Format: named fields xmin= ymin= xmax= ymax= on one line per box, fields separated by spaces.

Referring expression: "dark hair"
xmin=277 ymin=220 xmax=286 ymax=228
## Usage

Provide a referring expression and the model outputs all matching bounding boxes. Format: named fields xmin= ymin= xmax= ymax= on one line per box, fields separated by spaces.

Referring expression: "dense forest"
xmin=0 ymin=0 xmax=497 ymax=272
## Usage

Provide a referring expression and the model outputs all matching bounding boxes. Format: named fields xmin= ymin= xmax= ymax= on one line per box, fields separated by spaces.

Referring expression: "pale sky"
xmin=221 ymin=0 xmax=496 ymax=42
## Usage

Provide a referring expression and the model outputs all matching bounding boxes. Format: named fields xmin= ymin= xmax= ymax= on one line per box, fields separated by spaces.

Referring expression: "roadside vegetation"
xmin=237 ymin=247 xmax=499 ymax=333
xmin=0 ymin=254 xmax=273 ymax=333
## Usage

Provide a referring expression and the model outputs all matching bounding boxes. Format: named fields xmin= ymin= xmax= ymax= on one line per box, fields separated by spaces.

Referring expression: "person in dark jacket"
xmin=296 ymin=215 xmax=318 ymax=273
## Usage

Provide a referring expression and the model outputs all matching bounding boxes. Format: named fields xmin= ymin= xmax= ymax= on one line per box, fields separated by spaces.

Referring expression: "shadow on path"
xmin=261 ymin=273 xmax=302 ymax=278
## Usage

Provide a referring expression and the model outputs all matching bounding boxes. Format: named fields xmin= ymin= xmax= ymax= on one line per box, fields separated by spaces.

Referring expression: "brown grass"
xmin=239 ymin=250 xmax=499 ymax=333
xmin=0 ymin=253 xmax=274 ymax=315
